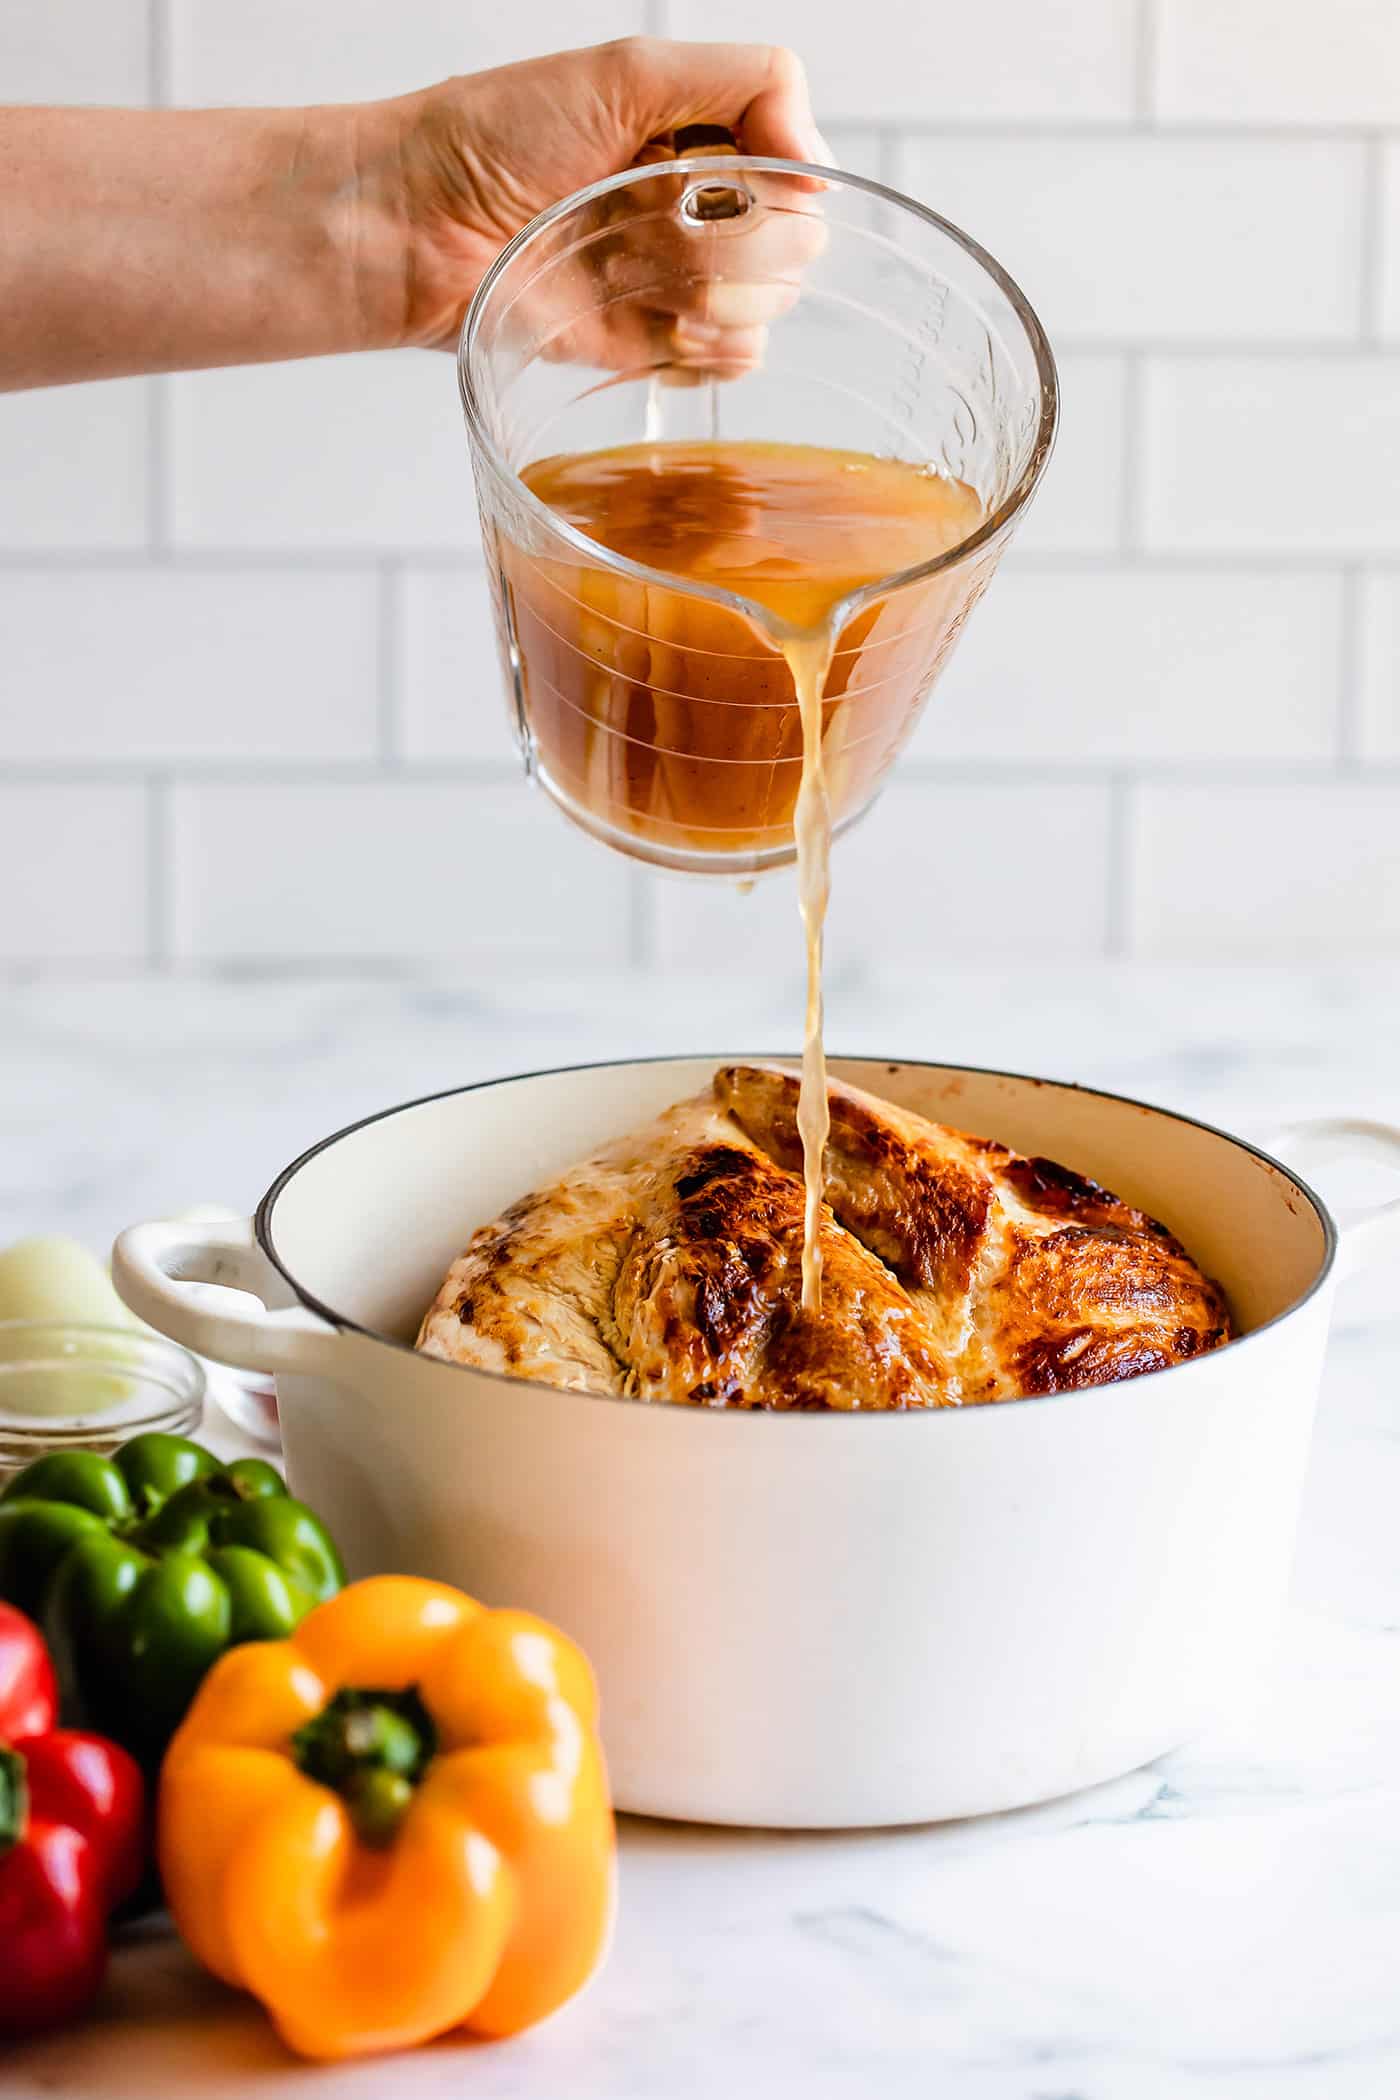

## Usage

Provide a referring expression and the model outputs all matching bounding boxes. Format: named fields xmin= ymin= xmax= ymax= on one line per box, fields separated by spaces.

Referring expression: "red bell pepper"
xmin=0 ymin=1601 xmax=145 ymax=2035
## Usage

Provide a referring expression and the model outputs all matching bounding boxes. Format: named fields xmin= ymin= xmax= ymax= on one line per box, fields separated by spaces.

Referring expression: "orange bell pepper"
xmin=157 ymin=1576 xmax=614 ymax=2061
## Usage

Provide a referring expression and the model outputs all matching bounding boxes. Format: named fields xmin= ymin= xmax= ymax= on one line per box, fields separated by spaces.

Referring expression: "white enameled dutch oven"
xmin=112 ymin=1058 xmax=1400 ymax=1830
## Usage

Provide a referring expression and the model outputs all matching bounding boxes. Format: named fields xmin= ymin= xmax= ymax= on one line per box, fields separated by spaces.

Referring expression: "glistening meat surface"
xmin=415 ymin=1066 xmax=1231 ymax=1409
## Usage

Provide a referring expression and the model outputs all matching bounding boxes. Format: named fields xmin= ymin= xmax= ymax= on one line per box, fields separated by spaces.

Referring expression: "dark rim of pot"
xmin=252 ymin=1054 xmax=1340 ymax=1419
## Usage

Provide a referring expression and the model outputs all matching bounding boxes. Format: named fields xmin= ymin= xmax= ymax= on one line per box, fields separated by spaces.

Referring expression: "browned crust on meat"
xmin=1002 ymin=1153 xmax=1171 ymax=1238
xmin=982 ymin=1224 xmax=1230 ymax=1398
xmin=615 ymin=1140 xmax=955 ymax=1409
xmin=716 ymin=1064 xmax=991 ymax=1293
xmin=416 ymin=1063 xmax=1232 ymax=1410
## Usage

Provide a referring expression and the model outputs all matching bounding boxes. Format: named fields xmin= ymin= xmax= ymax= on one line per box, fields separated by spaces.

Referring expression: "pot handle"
xmin=112 ymin=1216 xmax=339 ymax=1376
xmin=1266 ymin=1117 xmax=1400 ymax=1282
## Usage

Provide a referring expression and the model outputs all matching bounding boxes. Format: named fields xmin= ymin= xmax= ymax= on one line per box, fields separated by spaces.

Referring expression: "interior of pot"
xmin=258 ymin=1057 xmax=1334 ymax=1364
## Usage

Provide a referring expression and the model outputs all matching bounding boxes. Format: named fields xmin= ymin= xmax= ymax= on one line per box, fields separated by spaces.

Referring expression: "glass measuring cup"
xmin=458 ymin=158 xmax=1057 ymax=877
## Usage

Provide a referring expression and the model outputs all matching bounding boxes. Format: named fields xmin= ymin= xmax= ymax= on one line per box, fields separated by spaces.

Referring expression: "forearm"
xmin=0 ymin=103 xmax=411 ymax=389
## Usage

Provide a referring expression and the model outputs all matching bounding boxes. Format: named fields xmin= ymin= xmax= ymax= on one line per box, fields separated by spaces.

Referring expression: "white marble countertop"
xmin=3 ymin=962 xmax=1399 ymax=2099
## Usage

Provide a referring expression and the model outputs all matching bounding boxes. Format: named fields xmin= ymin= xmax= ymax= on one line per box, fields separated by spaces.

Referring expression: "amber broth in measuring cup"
xmin=513 ymin=441 xmax=983 ymax=867
xmin=511 ymin=437 xmax=985 ymax=1308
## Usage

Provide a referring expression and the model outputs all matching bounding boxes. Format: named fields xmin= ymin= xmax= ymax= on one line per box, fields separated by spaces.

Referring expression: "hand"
xmin=0 ymin=39 xmax=826 ymax=391
xmin=357 ymin=38 xmax=830 ymax=356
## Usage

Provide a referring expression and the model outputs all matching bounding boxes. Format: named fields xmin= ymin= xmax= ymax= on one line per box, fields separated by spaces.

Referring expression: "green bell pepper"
xmin=0 ymin=1433 xmax=344 ymax=1764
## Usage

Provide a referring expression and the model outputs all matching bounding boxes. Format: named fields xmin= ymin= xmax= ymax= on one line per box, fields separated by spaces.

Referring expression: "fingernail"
xmin=702 ymin=283 xmax=792 ymax=328
xmin=671 ymin=318 xmax=724 ymax=349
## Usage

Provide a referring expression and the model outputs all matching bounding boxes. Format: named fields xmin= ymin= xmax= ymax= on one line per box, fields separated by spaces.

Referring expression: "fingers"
xmin=523 ymin=40 xmax=833 ymax=383
xmin=596 ymin=185 xmax=821 ymax=305
xmin=692 ymin=275 xmax=797 ymax=323
xmin=577 ymin=155 xmax=826 ymax=379
xmin=605 ymin=37 xmax=830 ymax=169
xmin=723 ymin=45 xmax=831 ymax=168
xmin=661 ymin=318 xmax=770 ymax=384
xmin=584 ymin=195 xmax=814 ymax=381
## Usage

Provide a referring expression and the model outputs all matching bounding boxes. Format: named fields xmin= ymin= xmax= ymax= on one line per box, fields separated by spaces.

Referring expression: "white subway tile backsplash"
xmin=1157 ymin=0 xmax=1400 ymax=126
xmin=2 ymin=2 xmax=148 ymax=104
xmin=12 ymin=0 xmax=1400 ymax=977
xmin=1358 ymin=573 xmax=1400 ymax=759
xmin=396 ymin=566 xmax=520 ymax=766
xmin=1013 ymin=354 xmax=1125 ymax=555
xmin=1 ymin=570 xmax=379 ymax=763
xmin=654 ymin=866 xmax=797 ymax=972
xmin=1377 ymin=145 xmax=1400 ymax=343
xmin=913 ymin=567 xmax=1341 ymax=765
xmin=898 ymin=137 xmax=1363 ymax=345
xmin=0 ymin=380 xmax=150 ymax=551
xmin=655 ymin=781 xmax=1112 ymax=967
xmin=1130 ymin=783 xmax=1400 ymax=957
xmin=170 ymin=780 xmax=634 ymax=965
xmin=0 ymin=785 xmax=148 ymax=962
xmin=1142 ymin=359 xmax=1400 ymax=555
xmin=170 ymin=353 xmax=477 ymax=553
xmin=812 ymin=129 xmax=882 ymax=182
xmin=172 ymin=0 xmax=640 ymax=107
xmin=667 ymin=0 xmax=1135 ymax=123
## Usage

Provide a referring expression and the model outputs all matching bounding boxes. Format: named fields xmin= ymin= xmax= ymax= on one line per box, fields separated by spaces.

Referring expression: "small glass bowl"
xmin=0 ymin=1321 xmax=205 ymax=1478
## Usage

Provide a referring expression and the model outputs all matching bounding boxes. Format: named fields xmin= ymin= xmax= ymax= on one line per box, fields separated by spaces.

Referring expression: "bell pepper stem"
xmin=344 ymin=1768 xmax=415 ymax=1846
xmin=0 ymin=1745 xmax=29 ymax=1854
xmin=292 ymin=1688 xmax=436 ymax=1847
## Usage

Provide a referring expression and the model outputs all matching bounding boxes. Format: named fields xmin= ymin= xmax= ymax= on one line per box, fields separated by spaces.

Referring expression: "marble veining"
xmin=2 ymin=962 xmax=1398 ymax=2099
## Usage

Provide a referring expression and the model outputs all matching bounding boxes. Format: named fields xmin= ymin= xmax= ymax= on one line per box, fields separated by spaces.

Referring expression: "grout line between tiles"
xmin=628 ymin=872 xmax=656 ymax=970
xmin=1116 ymin=780 xmax=1141 ymax=958
xmin=145 ymin=776 xmax=172 ymax=969
xmin=1041 ymin=338 xmax=1396 ymax=360
xmin=147 ymin=379 xmax=172 ymax=557
xmin=895 ymin=759 xmax=1365 ymax=787
xmin=1104 ymin=776 xmax=1133 ymax=957
xmin=4 ymin=549 xmax=1394 ymax=577
xmin=147 ymin=0 xmax=170 ymax=105
xmin=832 ymin=118 xmax=1400 ymax=143
xmin=0 ymin=762 xmax=522 ymax=786
xmin=987 ymin=550 xmax=1371 ymax=575
xmin=12 ymin=760 xmax=1400 ymax=791
xmin=1336 ymin=566 xmax=1366 ymax=768
xmin=1359 ymin=136 xmax=1386 ymax=345
xmin=1119 ymin=353 xmax=1143 ymax=557
xmin=377 ymin=560 xmax=401 ymax=768
xmin=1134 ymin=0 xmax=1162 ymax=125
xmin=0 ymin=550 xmax=486 ymax=575
xmin=0 ymin=935 xmax=1150 ymax=985
xmin=0 ymin=551 xmax=482 ymax=574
